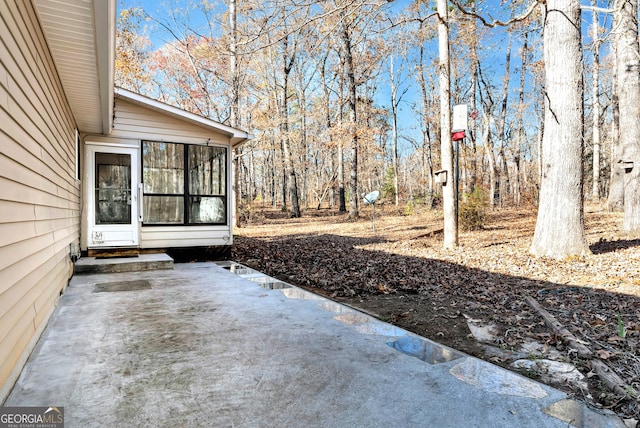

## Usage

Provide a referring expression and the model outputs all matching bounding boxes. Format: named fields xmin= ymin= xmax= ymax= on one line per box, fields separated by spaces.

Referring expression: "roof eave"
xmin=231 ymin=134 xmax=254 ymax=148
xmin=114 ymin=87 xmax=253 ymax=145
xmin=33 ymin=0 xmax=116 ymax=134
xmin=94 ymin=0 xmax=116 ymax=134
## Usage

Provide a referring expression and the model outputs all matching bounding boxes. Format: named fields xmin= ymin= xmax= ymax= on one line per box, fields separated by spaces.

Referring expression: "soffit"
xmin=33 ymin=0 xmax=115 ymax=134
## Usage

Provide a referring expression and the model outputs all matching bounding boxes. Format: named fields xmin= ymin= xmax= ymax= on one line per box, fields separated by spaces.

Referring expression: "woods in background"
xmin=116 ymin=0 xmax=640 ymax=257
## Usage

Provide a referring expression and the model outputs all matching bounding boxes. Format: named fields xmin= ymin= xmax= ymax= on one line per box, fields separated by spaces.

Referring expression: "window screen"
xmin=142 ymin=141 xmax=227 ymax=225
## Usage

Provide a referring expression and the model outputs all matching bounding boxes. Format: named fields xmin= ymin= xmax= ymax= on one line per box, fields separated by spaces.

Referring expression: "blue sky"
xmin=116 ymin=0 xmax=609 ymax=157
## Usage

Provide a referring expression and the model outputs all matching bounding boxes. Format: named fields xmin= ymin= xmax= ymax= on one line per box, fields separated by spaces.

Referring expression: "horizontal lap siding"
xmin=141 ymin=227 xmax=232 ymax=248
xmin=0 ymin=0 xmax=79 ymax=402
xmin=112 ymin=100 xmax=228 ymax=145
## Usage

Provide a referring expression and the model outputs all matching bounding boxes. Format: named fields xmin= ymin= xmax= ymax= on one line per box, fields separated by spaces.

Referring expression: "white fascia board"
xmin=94 ymin=0 xmax=116 ymax=134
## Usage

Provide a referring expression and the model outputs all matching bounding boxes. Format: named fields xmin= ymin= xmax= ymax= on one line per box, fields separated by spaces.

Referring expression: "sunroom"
xmin=81 ymin=88 xmax=252 ymax=256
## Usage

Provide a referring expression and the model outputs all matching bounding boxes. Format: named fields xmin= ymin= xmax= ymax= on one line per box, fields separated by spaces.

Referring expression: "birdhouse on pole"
xmin=452 ymin=104 xmax=467 ymax=141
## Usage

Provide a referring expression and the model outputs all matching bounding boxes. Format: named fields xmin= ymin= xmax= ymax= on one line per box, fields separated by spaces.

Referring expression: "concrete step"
xmin=74 ymin=253 xmax=174 ymax=274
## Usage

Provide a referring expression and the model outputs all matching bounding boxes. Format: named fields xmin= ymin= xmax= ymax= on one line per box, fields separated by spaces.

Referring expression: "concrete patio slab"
xmin=3 ymin=262 xmax=624 ymax=427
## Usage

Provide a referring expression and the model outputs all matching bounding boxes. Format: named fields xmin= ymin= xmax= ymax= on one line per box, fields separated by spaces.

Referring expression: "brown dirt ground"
xmin=231 ymin=201 xmax=640 ymax=421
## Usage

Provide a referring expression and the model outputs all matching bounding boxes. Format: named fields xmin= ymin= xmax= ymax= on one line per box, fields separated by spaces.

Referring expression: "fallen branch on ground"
xmin=524 ymin=295 xmax=593 ymax=357
xmin=590 ymin=359 xmax=640 ymax=400
xmin=410 ymin=228 xmax=444 ymax=240
xmin=525 ymin=295 xmax=640 ymax=401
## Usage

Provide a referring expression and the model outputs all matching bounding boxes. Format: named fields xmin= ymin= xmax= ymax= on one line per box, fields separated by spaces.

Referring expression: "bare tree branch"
xmin=449 ymin=0 xmax=542 ymax=28
xmin=579 ymin=5 xmax=616 ymax=13
xmin=377 ymin=12 xmax=439 ymax=32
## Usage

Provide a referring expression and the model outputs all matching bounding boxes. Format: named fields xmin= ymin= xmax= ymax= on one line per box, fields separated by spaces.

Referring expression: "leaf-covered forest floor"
xmin=231 ymin=202 xmax=640 ymax=421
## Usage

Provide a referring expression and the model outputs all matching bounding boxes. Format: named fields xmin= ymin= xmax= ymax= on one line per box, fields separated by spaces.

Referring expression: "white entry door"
xmin=86 ymin=144 xmax=140 ymax=247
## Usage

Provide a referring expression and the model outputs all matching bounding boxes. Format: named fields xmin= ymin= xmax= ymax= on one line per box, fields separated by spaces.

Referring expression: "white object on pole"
xmin=362 ymin=190 xmax=380 ymax=232
xmin=363 ymin=190 xmax=380 ymax=205
xmin=453 ymin=104 xmax=468 ymax=132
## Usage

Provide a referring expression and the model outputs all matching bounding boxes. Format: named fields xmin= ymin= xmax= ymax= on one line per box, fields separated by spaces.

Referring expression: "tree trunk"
xmin=296 ymin=75 xmax=309 ymax=209
xmin=478 ymin=62 xmax=498 ymax=208
xmin=437 ymin=0 xmax=457 ymax=248
xmin=468 ymin=11 xmax=479 ymax=194
xmin=418 ymin=36 xmax=435 ymax=202
xmin=390 ymin=56 xmax=400 ymax=207
xmin=608 ymin=38 xmax=624 ymax=210
xmin=229 ymin=0 xmax=241 ymax=227
xmin=513 ymin=33 xmax=528 ymax=207
xmin=270 ymin=138 xmax=277 ymax=207
xmin=591 ymin=0 xmax=602 ymax=200
xmin=495 ymin=34 xmax=512 ymax=206
xmin=281 ymin=147 xmax=287 ymax=210
xmin=338 ymin=143 xmax=346 ymax=212
xmin=341 ymin=23 xmax=359 ymax=219
xmin=530 ymin=0 xmax=589 ymax=258
xmin=248 ymin=143 xmax=255 ymax=201
xmin=616 ymin=0 xmax=640 ymax=233
xmin=482 ymin=110 xmax=497 ymax=207
xmin=337 ymin=55 xmax=347 ymax=212
xmin=280 ymin=40 xmax=301 ymax=218
xmin=537 ymin=85 xmax=544 ymax=185
xmin=498 ymin=145 xmax=510 ymax=207
xmin=320 ymin=51 xmax=336 ymax=208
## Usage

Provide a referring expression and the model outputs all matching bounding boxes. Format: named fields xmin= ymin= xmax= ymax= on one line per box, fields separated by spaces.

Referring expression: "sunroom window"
xmin=142 ymin=141 xmax=227 ymax=225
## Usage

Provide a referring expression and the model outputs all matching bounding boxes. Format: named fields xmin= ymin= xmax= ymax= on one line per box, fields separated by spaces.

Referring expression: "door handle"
xmin=138 ymin=184 xmax=144 ymax=222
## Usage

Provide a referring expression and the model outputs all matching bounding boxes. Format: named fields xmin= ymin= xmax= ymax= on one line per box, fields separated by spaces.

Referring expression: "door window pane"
xmin=95 ymin=153 xmax=131 ymax=224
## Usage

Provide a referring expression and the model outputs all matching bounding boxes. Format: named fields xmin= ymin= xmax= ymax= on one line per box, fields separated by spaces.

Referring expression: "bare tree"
xmin=466 ymin=3 xmax=479 ymax=194
xmin=279 ymin=28 xmax=302 ymax=218
xmin=388 ymin=55 xmax=409 ymax=207
xmin=478 ymin=62 xmax=499 ymax=209
xmin=615 ymin=0 xmax=640 ymax=233
xmin=417 ymin=37 xmax=437 ymax=202
xmin=339 ymin=16 xmax=360 ymax=219
xmin=229 ymin=0 xmax=242 ymax=226
xmin=437 ymin=0 xmax=457 ymax=248
xmin=513 ymin=31 xmax=530 ymax=207
xmin=530 ymin=0 xmax=589 ymax=258
xmin=495 ymin=33 xmax=513 ymax=207
xmin=608 ymin=35 xmax=624 ymax=211
xmin=591 ymin=0 xmax=603 ymax=200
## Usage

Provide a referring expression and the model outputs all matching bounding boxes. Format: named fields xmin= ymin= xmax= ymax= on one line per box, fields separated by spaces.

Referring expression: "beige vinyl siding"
xmin=112 ymin=98 xmax=228 ymax=145
xmin=0 ymin=0 xmax=80 ymax=402
xmin=141 ymin=227 xmax=232 ymax=249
